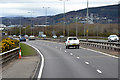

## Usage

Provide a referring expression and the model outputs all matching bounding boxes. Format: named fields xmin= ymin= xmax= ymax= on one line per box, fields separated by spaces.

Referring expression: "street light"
xmin=19 ymin=16 xmax=22 ymax=36
xmin=59 ymin=0 xmax=69 ymax=36
xmin=28 ymin=11 xmax=34 ymax=35
xmin=86 ymin=0 xmax=89 ymax=42
xmin=43 ymin=7 xmax=50 ymax=34
xmin=76 ymin=15 xmax=78 ymax=37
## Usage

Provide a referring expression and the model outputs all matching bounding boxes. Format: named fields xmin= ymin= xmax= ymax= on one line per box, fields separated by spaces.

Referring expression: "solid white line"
xmin=80 ymin=47 xmax=119 ymax=59
xmin=97 ymin=69 xmax=102 ymax=74
xmin=65 ymin=50 xmax=67 ymax=53
xmin=25 ymin=43 xmax=44 ymax=79
xmin=85 ymin=62 xmax=89 ymax=65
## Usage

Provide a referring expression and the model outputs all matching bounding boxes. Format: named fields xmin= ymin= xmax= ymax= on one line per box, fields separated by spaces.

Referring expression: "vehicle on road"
xmin=25 ymin=35 xmax=29 ymax=39
xmin=60 ymin=35 xmax=64 ymax=38
xmin=19 ymin=35 xmax=26 ymax=42
xmin=8 ymin=35 xmax=13 ymax=39
xmin=41 ymin=34 xmax=46 ymax=38
xmin=28 ymin=35 xmax=36 ymax=40
xmin=108 ymin=35 xmax=119 ymax=42
xmin=52 ymin=35 xmax=57 ymax=39
xmin=65 ymin=37 xmax=80 ymax=49
xmin=13 ymin=35 xmax=16 ymax=38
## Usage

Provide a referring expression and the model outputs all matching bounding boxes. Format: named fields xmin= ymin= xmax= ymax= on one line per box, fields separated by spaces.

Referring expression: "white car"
xmin=65 ymin=37 xmax=80 ymax=49
xmin=52 ymin=35 xmax=57 ymax=39
xmin=60 ymin=35 xmax=64 ymax=38
xmin=25 ymin=35 xmax=29 ymax=39
xmin=13 ymin=35 xmax=16 ymax=38
xmin=41 ymin=34 xmax=46 ymax=38
xmin=108 ymin=35 xmax=119 ymax=42
xmin=29 ymin=35 xmax=35 ymax=40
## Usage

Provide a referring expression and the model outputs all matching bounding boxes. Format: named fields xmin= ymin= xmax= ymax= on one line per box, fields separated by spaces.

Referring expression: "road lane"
xmin=26 ymin=40 xmax=118 ymax=78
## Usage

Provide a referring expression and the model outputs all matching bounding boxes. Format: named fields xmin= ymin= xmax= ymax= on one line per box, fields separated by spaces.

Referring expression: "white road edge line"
xmin=25 ymin=43 xmax=44 ymax=79
xmin=97 ymin=69 xmax=102 ymax=74
xmin=80 ymin=47 xmax=119 ymax=59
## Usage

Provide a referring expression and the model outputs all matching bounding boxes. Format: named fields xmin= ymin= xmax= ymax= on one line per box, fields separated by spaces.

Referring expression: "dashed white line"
xmin=70 ymin=53 xmax=73 ymax=56
xmin=97 ymin=69 xmax=102 ymax=74
xmin=85 ymin=62 xmax=89 ymax=65
xmin=76 ymin=56 xmax=80 ymax=59
xmin=65 ymin=50 xmax=67 ymax=53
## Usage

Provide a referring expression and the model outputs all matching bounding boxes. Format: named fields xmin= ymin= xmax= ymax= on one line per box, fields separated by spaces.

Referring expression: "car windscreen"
xmin=20 ymin=36 xmax=25 ymax=39
xmin=69 ymin=38 xmax=77 ymax=40
xmin=110 ymin=36 xmax=117 ymax=37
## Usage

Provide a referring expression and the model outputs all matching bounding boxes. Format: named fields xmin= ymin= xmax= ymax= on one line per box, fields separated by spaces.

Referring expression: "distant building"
xmin=34 ymin=25 xmax=49 ymax=27
xmin=0 ymin=24 xmax=6 ymax=30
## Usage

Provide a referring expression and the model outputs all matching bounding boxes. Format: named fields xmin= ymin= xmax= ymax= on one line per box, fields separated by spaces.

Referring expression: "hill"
xmin=2 ymin=4 xmax=119 ymax=26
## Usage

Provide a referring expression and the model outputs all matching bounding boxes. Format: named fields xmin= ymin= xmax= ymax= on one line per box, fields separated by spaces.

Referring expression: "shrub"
xmin=2 ymin=38 xmax=19 ymax=52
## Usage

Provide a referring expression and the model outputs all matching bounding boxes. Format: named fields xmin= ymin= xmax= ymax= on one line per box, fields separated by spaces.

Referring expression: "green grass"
xmin=20 ymin=43 xmax=37 ymax=57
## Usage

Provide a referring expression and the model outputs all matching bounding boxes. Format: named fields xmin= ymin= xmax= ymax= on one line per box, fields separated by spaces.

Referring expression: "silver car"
xmin=108 ymin=35 xmax=119 ymax=42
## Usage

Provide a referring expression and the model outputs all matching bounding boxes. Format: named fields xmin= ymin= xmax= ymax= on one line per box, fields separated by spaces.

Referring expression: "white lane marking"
xmin=76 ymin=56 xmax=80 ymax=59
xmin=25 ymin=43 xmax=44 ymax=79
xmin=70 ymin=53 xmax=73 ymax=56
xmin=85 ymin=62 xmax=89 ymax=65
xmin=81 ymin=47 xmax=118 ymax=59
xmin=97 ymin=69 xmax=102 ymax=74
xmin=60 ymin=48 xmax=61 ymax=50
xmin=65 ymin=50 xmax=67 ymax=53
xmin=56 ymin=47 xmax=57 ymax=48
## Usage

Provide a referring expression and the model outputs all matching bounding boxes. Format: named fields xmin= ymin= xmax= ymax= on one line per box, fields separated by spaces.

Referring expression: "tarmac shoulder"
xmin=2 ymin=56 xmax=40 ymax=78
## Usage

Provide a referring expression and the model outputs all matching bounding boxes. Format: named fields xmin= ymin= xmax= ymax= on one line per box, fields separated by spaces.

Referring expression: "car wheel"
xmin=77 ymin=46 xmax=79 ymax=49
xmin=66 ymin=46 xmax=68 ymax=49
xmin=68 ymin=46 xmax=69 ymax=49
xmin=75 ymin=46 xmax=77 ymax=49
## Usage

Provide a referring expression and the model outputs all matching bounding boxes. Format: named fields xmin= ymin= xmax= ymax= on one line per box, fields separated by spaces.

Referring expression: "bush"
xmin=2 ymin=38 xmax=19 ymax=52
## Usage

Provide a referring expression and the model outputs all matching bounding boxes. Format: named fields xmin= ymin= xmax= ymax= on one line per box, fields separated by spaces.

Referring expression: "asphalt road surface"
xmin=26 ymin=40 xmax=118 ymax=79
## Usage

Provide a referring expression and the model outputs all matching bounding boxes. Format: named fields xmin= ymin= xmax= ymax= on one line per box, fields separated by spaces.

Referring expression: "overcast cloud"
xmin=0 ymin=0 xmax=119 ymax=17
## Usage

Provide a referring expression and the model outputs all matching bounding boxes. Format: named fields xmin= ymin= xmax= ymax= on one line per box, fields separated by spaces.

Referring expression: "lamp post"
xmin=67 ymin=20 xmax=70 ymax=37
xmin=43 ymin=7 xmax=50 ymax=34
xmin=76 ymin=15 xmax=78 ymax=37
xmin=59 ymin=0 xmax=69 ymax=36
xmin=86 ymin=0 xmax=89 ymax=42
xmin=28 ymin=11 xmax=34 ymax=35
xmin=19 ymin=16 xmax=22 ymax=36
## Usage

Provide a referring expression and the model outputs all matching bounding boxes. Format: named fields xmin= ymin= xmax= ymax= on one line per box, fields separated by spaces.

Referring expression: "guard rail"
xmin=0 ymin=48 xmax=20 ymax=67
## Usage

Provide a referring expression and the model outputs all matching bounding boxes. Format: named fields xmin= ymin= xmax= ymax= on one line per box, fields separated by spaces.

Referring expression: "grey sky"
xmin=0 ymin=0 xmax=119 ymax=17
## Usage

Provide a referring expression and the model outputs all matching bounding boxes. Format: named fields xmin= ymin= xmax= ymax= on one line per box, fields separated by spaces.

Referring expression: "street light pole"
xmin=43 ymin=7 xmax=50 ymax=34
xmin=86 ymin=0 xmax=89 ymax=42
xmin=76 ymin=15 xmax=78 ymax=37
xmin=28 ymin=11 xmax=34 ymax=35
xmin=19 ymin=16 xmax=22 ymax=36
xmin=59 ymin=0 xmax=69 ymax=36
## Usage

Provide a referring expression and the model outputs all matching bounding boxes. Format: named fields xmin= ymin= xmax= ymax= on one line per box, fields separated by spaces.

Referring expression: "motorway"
xmin=26 ymin=40 xmax=118 ymax=79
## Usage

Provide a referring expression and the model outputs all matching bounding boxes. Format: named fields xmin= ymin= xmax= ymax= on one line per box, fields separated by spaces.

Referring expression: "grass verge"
xmin=20 ymin=43 xmax=37 ymax=57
